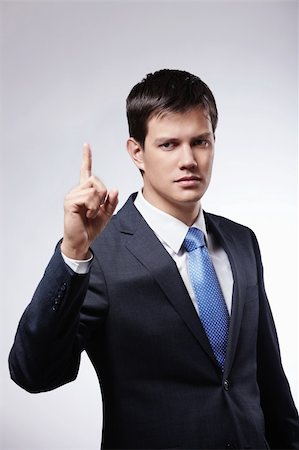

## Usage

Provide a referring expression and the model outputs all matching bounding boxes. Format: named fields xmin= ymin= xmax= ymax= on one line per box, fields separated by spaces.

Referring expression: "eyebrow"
xmin=192 ymin=132 xmax=214 ymax=140
xmin=154 ymin=132 xmax=214 ymax=145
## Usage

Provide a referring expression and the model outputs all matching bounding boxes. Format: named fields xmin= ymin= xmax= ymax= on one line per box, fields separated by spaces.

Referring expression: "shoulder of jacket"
xmin=204 ymin=211 xmax=254 ymax=235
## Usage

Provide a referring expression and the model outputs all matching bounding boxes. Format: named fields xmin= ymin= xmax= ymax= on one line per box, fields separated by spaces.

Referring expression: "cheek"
xmin=148 ymin=154 xmax=176 ymax=172
xmin=197 ymin=153 xmax=212 ymax=170
xmin=144 ymin=157 xmax=165 ymax=183
xmin=208 ymin=158 xmax=214 ymax=171
xmin=202 ymin=152 xmax=214 ymax=171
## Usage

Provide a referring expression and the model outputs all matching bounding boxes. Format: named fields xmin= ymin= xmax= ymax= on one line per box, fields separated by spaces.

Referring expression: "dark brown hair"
xmin=126 ymin=69 xmax=218 ymax=146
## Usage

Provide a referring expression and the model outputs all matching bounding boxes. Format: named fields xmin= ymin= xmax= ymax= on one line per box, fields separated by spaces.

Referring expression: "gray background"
xmin=1 ymin=1 xmax=298 ymax=449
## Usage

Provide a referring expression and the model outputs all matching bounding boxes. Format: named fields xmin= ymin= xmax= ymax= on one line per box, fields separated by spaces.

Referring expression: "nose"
xmin=178 ymin=145 xmax=197 ymax=169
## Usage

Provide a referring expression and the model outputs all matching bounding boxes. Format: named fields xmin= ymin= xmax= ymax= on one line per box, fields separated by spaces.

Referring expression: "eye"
xmin=193 ymin=139 xmax=210 ymax=148
xmin=160 ymin=142 xmax=175 ymax=150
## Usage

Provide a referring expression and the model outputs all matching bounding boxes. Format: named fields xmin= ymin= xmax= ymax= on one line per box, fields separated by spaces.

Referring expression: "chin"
xmin=178 ymin=191 xmax=204 ymax=203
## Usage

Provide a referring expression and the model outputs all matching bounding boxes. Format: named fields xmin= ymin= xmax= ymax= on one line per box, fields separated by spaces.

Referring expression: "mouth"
xmin=174 ymin=176 xmax=202 ymax=187
xmin=176 ymin=176 xmax=201 ymax=182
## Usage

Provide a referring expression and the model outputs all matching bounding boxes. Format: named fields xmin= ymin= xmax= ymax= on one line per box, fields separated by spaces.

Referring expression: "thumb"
xmin=102 ymin=190 xmax=119 ymax=217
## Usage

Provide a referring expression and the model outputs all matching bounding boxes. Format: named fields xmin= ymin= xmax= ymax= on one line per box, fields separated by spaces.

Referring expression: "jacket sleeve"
xmin=252 ymin=231 xmax=299 ymax=448
xmin=8 ymin=245 xmax=108 ymax=393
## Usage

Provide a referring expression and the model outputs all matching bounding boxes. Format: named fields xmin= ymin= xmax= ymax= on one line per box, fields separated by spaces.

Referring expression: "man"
xmin=9 ymin=69 xmax=299 ymax=449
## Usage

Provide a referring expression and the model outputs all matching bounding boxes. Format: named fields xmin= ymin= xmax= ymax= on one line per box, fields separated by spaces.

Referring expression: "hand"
xmin=61 ymin=144 xmax=118 ymax=259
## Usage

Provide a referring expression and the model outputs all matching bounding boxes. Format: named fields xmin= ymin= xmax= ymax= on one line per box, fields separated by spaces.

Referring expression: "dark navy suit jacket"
xmin=9 ymin=194 xmax=299 ymax=449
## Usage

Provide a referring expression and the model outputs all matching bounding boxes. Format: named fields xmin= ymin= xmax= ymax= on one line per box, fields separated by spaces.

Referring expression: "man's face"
xmin=129 ymin=108 xmax=215 ymax=221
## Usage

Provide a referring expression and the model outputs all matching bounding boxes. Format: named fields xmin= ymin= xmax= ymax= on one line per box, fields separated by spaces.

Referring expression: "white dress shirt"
xmin=62 ymin=191 xmax=234 ymax=315
xmin=134 ymin=192 xmax=233 ymax=315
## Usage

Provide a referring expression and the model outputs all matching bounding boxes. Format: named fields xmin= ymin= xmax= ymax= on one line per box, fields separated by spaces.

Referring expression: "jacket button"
xmin=224 ymin=379 xmax=229 ymax=391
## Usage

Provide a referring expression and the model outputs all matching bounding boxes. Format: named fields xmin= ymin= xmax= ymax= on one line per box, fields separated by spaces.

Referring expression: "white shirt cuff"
xmin=61 ymin=251 xmax=93 ymax=274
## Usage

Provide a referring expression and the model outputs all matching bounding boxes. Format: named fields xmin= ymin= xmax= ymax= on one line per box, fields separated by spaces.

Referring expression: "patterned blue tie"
xmin=184 ymin=227 xmax=229 ymax=371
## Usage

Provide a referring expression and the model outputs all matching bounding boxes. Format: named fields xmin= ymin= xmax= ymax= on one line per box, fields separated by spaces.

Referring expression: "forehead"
xmin=146 ymin=108 xmax=213 ymax=138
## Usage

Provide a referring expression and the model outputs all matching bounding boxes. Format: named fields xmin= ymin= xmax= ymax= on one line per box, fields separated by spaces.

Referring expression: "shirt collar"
xmin=134 ymin=191 xmax=208 ymax=254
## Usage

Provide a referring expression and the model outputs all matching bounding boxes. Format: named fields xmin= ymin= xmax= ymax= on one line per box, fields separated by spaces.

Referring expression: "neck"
xmin=141 ymin=191 xmax=201 ymax=226
xmin=170 ymin=204 xmax=201 ymax=227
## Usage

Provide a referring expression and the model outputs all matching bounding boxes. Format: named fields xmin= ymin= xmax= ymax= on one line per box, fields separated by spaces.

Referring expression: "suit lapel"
xmin=205 ymin=213 xmax=248 ymax=376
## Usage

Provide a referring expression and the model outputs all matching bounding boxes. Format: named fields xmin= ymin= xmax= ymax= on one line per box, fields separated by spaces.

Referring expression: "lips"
xmin=175 ymin=176 xmax=201 ymax=182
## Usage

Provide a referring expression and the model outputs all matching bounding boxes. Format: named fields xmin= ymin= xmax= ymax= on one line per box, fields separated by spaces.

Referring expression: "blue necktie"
xmin=184 ymin=227 xmax=229 ymax=371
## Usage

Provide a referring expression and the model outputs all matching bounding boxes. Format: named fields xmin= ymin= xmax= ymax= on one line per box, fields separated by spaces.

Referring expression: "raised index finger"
xmin=80 ymin=143 xmax=92 ymax=184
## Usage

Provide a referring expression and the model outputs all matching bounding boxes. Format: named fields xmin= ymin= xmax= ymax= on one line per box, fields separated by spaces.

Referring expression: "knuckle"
xmin=89 ymin=175 xmax=99 ymax=184
xmin=92 ymin=175 xmax=106 ymax=189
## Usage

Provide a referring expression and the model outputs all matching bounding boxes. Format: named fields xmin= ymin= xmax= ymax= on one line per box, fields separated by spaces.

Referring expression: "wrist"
xmin=60 ymin=239 xmax=91 ymax=260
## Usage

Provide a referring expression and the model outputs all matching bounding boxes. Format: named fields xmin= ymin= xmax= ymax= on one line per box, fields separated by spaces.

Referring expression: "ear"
xmin=127 ymin=138 xmax=145 ymax=171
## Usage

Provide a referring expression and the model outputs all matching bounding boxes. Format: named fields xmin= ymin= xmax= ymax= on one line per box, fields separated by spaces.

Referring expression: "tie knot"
xmin=184 ymin=227 xmax=205 ymax=252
